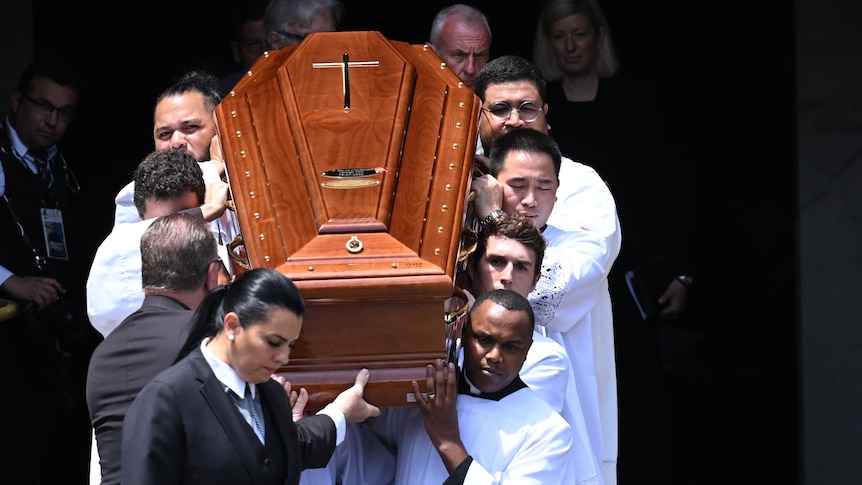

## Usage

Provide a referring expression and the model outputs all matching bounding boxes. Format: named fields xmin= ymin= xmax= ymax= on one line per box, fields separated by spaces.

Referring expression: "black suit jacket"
xmin=86 ymin=295 xmax=194 ymax=484
xmin=121 ymin=346 xmax=337 ymax=485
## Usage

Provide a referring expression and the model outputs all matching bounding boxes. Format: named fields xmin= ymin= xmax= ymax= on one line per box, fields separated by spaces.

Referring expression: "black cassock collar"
xmin=457 ymin=368 xmax=527 ymax=401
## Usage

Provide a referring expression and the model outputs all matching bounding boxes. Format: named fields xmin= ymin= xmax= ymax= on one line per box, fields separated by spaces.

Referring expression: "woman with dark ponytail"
xmin=176 ymin=268 xmax=306 ymax=363
xmin=122 ymin=268 xmax=380 ymax=485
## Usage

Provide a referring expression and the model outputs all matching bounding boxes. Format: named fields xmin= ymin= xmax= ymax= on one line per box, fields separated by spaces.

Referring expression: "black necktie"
xmin=31 ymin=150 xmax=53 ymax=188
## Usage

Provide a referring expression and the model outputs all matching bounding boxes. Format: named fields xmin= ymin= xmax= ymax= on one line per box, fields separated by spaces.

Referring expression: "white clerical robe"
xmin=522 ymin=331 xmax=601 ymax=485
xmin=370 ymin=384 xmax=573 ymax=485
xmin=544 ymin=157 xmax=622 ymax=485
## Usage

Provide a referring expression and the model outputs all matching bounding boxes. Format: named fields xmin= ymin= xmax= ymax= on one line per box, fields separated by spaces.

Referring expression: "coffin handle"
xmin=444 ymin=286 xmax=470 ymax=364
xmin=227 ymin=235 xmax=251 ymax=273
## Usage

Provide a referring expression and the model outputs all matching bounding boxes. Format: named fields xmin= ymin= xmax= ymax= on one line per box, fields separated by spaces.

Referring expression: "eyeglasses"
xmin=481 ymin=101 xmax=542 ymax=123
xmin=277 ymin=29 xmax=310 ymax=44
xmin=20 ymin=93 xmax=75 ymax=122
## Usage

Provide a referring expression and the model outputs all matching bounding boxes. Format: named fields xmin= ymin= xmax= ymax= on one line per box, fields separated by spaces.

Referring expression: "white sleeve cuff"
xmin=317 ymin=403 xmax=347 ymax=445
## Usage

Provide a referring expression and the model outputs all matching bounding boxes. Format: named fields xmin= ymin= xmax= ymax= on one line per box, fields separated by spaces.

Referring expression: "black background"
xmin=34 ymin=1 xmax=798 ymax=482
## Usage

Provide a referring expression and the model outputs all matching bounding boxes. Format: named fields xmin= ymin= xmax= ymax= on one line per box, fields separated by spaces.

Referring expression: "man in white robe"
xmin=465 ymin=213 xmax=598 ymax=485
xmin=331 ymin=215 xmax=595 ymax=485
xmin=472 ymin=55 xmax=620 ymax=485
xmin=370 ymin=289 xmax=573 ymax=484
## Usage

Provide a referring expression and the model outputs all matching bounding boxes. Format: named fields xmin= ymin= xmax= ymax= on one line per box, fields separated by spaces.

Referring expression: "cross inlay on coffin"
xmin=312 ymin=53 xmax=380 ymax=111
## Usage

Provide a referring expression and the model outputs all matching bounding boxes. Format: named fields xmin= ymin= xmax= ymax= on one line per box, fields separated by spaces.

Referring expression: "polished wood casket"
xmin=214 ymin=31 xmax=479 ymax=413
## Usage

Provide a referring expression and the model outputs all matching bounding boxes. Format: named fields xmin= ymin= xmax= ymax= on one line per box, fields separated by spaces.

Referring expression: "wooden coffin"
xmin=215 ymin=31 xmax=479 ymax=413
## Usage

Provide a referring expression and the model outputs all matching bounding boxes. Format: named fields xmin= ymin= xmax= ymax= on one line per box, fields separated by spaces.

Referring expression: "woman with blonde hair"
xmin=532 ymin=1 xmax=694 ymax=484
xmin=533 ymin=0 xmax=618 ymax=89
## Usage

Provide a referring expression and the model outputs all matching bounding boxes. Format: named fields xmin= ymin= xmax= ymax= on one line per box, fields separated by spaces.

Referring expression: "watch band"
xmin=480 ymin=209 xmax=506 ymax=228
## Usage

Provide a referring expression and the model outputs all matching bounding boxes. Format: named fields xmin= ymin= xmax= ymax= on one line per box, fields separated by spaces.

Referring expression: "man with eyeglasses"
xmin=471 ymin=55 xmax=621 ymax=485
xmin=218 ymin=0 xmax=269 ymax=97
xmin=264 ymin=0 xmax=344 ymax=50
xmin=0 ymin=58 xmax=103 ymax=484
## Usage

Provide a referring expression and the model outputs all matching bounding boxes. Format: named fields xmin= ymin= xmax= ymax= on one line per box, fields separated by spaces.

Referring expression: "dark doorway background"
xmin=35 ymin=1 xmax=798 ymax=482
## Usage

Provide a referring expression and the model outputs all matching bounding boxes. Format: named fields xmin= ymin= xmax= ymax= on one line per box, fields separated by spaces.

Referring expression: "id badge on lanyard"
xmin=41 ymin=207 xmax=68 ymax=260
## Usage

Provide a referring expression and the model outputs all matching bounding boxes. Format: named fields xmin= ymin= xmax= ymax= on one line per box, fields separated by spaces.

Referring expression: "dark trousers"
xmin=1 ymin=313 xmax=99 ymax=485
xmin=612 ymin=287 xmax=673 ymax=484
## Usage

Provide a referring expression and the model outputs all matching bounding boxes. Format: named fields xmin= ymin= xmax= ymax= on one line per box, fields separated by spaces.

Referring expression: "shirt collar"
xmin=200 ymin=337 xmax=257 ymax=398
xmin=457 ymin=368 xmax=527 ymax=401
xmin=3 ymin=115 xmax=58 ymax=169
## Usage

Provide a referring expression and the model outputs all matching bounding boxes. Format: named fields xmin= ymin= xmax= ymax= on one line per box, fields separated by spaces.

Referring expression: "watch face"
xmin=479 ymin=210 xmax=505 ymax=230
xmin=483 ymin=210 xmax=505 ymax=226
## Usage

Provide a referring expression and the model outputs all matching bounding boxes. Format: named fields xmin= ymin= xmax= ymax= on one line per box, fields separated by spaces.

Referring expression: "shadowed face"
xmin=548 ymin=13 xmax=603 ymax=77
xmin=10 ymin=77 xmax=77 ymax=152
xmin=270 ymin=9 xmax=336 ymax=49
xmin=233 ymin=19 xmax=267 ymax=70
xmin=141 ymin=189 xmax=201 ymax=220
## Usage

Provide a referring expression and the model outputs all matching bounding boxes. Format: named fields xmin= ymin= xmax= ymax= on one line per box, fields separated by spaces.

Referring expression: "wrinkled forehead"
xmin=440 ymin=21 xmax=491 ymax=50
xmin=285 ymin=9 xmax=335 ymax=32
xmin=27 ymin=77 xmax=78 ymax=106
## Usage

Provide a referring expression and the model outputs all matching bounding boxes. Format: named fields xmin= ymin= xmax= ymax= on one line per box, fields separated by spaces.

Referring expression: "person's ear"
xmin=224 ymin=311 xmax=241 ymax=337
xmin=230 ymin=40 xmax=242 ymax=65
xmin=10 ymin=91 xmax=21 ymax=112
xmin=543 ymin=103 xmax=550 ymax=132
xmin=522 ymin=341 xmax=532 ymax=364
xmin=269 ymin=32 xmax=282 ymax=50
xmin=205 ymin=260 xmax=222 ymax=290
xmin=139 ymin=200 xmax=151 ymax=220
